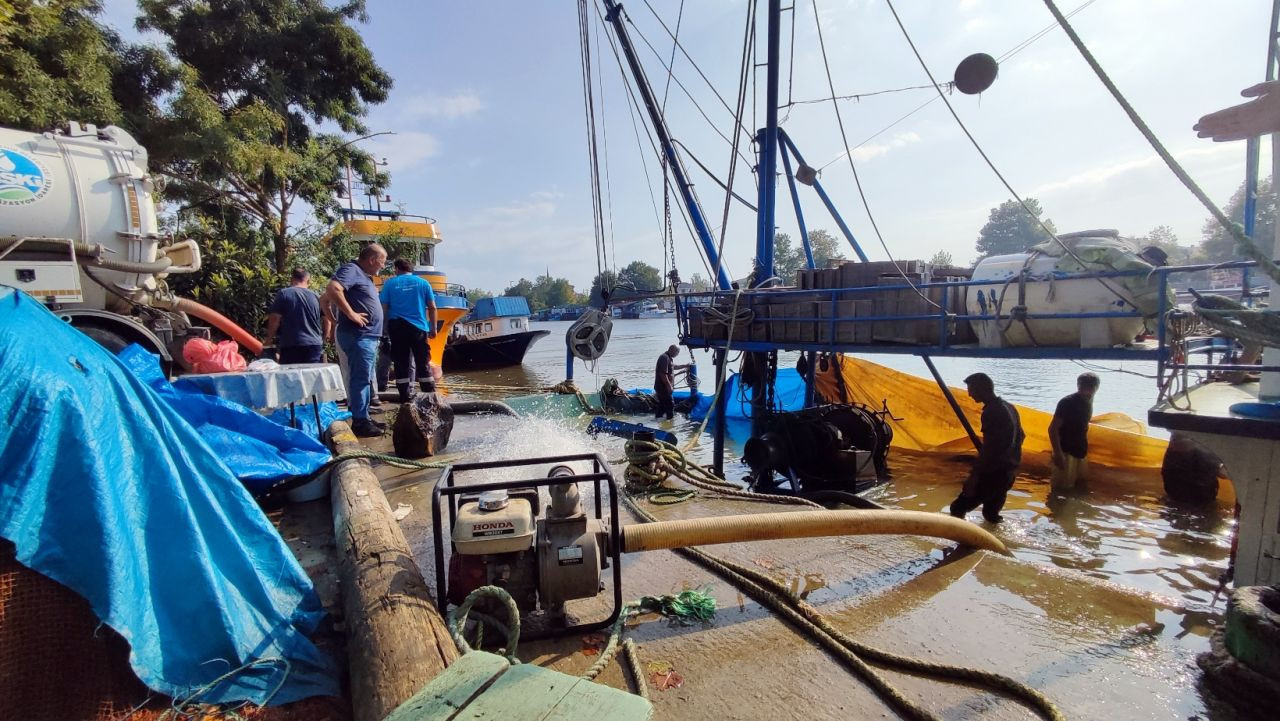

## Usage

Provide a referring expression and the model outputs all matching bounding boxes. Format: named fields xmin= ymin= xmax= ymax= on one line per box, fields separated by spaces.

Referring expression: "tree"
xmin=465 ymin=288 xmax=493 ymax=304
xmin=975 ymin=198 xmax=1056 ymax=257
xmin=503 ymin=278 xmax=535 ymax=301
xmin=773 ymin=232 xmax=803 ymax=284
xmin=1133 ymin=225 xmax=1194 ymax=265
xmin=807 ymin=229 xmax=845 ymax=267
xmin=532 ymin=274 xmax=575 ymax=309
xmin=588 ymin=269 xmax=619 ymax=307
xmin=617 ymin=261 xmax=663 ymax=294
xmin=1199 ymin=176 xmax=1275 ymax=263
xmin=687 ymin=272 xmax=712 ymax=292
xmin=0 ymin=0 xmax=171 ymax=131
xmin=928 ymin=249 xmax=954 ymax=267
xmin=135 ymin=0 xmax=394 ymax=272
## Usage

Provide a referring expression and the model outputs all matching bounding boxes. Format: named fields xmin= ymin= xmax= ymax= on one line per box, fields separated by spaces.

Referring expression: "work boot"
xmin=352 ymin=418 xmax=386 ymax=437
xmin=396 ymin=381 xmax=412 ymax=404
xmin=419 ymin=379 xmax=436 ymax=394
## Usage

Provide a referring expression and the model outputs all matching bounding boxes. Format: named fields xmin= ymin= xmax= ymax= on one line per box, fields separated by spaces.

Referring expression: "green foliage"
xmin=588 ymin=269 xmax=618 ymax=306
xmin=773 ymin=229 xmax=846 ymax=284
xmin=168 ymin=217 xmax=285 ymax=336
xmin=1199 ymin=176 xmax=1275 ymax=263
xmin=928 ymin=249 xmax=954 ymax=267
xmin=1131 ymin=225 xmax=1195 ymax=265
xmin=0 ymin=0 xmax=162 ymax=130
xmin=134 ymin=0 xmax=394 ymax=272
xmin=618 ymin=261 xmax=663 ymax=293
xmin=975 ymin=198 xmax=1056 ymax=258
xmin=504 ymin=274 xmax=581 ymax=311
xmin=687 ymin=272 xmax=711 ymax=292
xmin=465 ymin=287 xmax=493 ymax=304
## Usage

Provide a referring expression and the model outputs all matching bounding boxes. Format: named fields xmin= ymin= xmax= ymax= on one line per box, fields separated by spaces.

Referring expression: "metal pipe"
xmin=601 ymin=0 xmax=731 ymax=290
xmin=778 ymin=130 xmax=870 ymax=262
xmin=713 ymin=349 xmax=728 ymax=478
xmin=779 ymin=139 xmax=814 ymax=269
xmin=755 ymin=0 xmax=783 ymax=279
xmin=921 ymin=355 xmax=981 ymax=452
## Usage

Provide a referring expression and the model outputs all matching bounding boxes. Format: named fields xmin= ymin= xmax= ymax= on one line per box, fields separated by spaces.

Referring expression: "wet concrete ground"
xmin=348 ymin=409 xmax=1240 ymax=721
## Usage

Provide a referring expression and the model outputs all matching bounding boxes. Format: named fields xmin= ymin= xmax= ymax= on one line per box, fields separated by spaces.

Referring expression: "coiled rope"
xmin=621 ymin=450 xmax=1065 ymax=721
xmin=624 ymin=437 xmax=822 ymax=508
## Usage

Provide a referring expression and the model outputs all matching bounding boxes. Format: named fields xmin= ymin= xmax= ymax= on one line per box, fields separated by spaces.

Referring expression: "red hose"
xmin=170 ymin=297 xmax=264 ymax=356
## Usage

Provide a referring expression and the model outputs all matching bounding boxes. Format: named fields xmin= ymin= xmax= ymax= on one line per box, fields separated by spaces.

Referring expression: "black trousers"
xmin=387 ymin=318 xmax=430 ymax=397
xmin=950 ymin=466 xmax=1017 ymax=522
xmin=655 ymin=387 xmax=675 ymax=419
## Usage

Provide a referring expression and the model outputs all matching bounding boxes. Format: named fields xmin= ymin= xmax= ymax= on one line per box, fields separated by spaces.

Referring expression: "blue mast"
xmin=602 ymin=0 xmax=732 ymax=291
xmin=755 ymin=0 xmax=783 ymax=284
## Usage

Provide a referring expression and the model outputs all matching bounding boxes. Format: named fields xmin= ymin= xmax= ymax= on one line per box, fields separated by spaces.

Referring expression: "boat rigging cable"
xmin=658 ymin=0 xmax=684 ymax=284
xmin=881 ymin=0 xmax=1137 ymax=314
xmin=816 ymin=0 xmax=1100 ymax=172
xmin=711 ymin=0 xmax=757 ymax=289
xmin=577 ymin=0 xmax=609 ymax=279
xmin=811 ymin=0 xmax=941 ymax=310
xmin=591 ymin=11 xmax=621 ymax=279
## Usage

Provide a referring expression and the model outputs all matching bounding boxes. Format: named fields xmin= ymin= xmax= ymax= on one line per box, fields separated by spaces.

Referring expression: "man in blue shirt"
xmin=262 ymin=268 xmax=329 ymax=364
xmin=324 ymin=243 xmax=387 ymax=437
xmin=380 ymin=258 xmax=438 ymax=403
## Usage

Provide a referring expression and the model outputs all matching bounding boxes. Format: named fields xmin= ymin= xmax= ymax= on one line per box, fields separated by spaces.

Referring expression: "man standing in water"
xmin=654 ymin=344 xmax=688 ymax=421
xmin=325 ymin=243 xmax=387 ymax=437
xmin=950 ymin=372 xmax=1025 ymax=523
xmin=1049 ymin=372 xmax=1100 ymax=492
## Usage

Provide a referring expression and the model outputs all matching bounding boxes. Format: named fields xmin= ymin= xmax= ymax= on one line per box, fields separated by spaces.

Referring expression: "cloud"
xmin=362 ymin=130 xmax=439 ymax=172
xmin=400 ymin=91 xmax=485 ymax=120
xmin=847 ymin=131 xmax=922 ymax=164
xmin=1027 ymin=144 xmax=1239 ymax=197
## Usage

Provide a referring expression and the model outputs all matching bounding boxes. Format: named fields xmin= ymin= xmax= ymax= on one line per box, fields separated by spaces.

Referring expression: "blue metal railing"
xmin=674 ymin=259 xmax=1280 ymax=378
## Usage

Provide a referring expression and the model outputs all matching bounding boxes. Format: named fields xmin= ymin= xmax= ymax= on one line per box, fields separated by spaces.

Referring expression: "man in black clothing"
xmin=1049 ymin=372 xmax=1100 ymax=491
xmin=654 ymin=345 xmax=688 ymax=420
xmin=262 ymin=268 xmax=328 ymax=364
xmin=949 ymin=372 xmax=1025 ymax=523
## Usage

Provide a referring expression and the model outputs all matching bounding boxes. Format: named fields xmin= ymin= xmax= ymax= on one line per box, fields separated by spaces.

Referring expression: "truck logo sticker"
xmin=0 ymin=148 xmax=51 ymax=205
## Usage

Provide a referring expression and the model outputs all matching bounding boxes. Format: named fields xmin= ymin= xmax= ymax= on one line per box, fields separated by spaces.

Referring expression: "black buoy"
xmin=954 ymin=53 xmax=999 ymax=95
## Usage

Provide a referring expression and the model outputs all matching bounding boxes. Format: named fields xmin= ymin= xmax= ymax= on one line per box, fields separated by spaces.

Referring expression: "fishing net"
xmin=815 ymin=355 xmax=1167 ymax=469
xmin=0 ymin=541 xmax=350 ymax=721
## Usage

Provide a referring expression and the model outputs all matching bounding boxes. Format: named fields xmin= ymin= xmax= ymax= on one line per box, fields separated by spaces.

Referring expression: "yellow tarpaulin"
xmin=815 ymin=355 xmax=1167 ymax=469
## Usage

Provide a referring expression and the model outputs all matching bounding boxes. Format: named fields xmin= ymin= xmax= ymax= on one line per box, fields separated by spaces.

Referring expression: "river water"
xmin=441 ymin=318 xmax=1232 ymax=656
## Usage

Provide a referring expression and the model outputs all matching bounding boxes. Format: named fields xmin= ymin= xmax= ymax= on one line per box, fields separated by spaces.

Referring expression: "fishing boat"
xmin=443 ymin=296 xmax=550 ymax=370
xmin=636 ymin=301 xmax=670 ymax=318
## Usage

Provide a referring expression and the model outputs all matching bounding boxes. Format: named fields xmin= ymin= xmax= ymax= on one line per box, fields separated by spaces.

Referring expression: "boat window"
xmin=484 ymin=322 xmax=492 ymax=332
xmin=418 ymin=244 xmax=434 ymax=267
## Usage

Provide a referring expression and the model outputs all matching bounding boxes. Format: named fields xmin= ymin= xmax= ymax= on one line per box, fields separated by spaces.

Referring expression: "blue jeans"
xmin=337 ymin=330 xmax=379 ymax=420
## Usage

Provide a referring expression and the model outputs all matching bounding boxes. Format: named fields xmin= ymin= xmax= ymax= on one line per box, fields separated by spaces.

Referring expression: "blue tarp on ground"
xmin=0 ymin=289 xmax=338 ymax=705
xmin=118 ymin=345 xmax=337 ymax=494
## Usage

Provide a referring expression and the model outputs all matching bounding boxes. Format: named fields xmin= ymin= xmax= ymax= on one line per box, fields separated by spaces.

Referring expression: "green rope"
xmin=1193 ymin=294 xmax=1280 ymax=347
xmin=1041 ymin=0 xmax=1280 ymax=286
xmin=447 ymin=585 xmax=522 ymax=663
xmin=582 ymin=588 xmax=718 ymax=686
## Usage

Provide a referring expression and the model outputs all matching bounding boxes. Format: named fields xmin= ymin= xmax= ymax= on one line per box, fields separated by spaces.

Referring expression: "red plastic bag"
xmin=183 ymin=338 xmax=247 ymax=374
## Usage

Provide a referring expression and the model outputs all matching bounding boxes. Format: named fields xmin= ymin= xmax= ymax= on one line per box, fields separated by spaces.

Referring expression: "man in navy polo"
xmin=262 ymin=268 xmax=328 ymax=364
xmin=324 ymin=244 xmax=387 ymax=437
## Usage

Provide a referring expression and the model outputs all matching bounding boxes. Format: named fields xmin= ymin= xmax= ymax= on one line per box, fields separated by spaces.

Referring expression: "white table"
xmin=176 ymin=363 xmax=346 ymax=430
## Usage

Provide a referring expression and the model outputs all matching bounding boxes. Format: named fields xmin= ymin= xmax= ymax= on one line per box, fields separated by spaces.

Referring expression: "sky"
xmin=99 ymin=0 xmax=1275 ymax=295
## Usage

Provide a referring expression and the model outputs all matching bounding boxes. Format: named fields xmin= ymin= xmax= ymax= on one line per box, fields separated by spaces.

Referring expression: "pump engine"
xmin=435 ymin=457 xmax=622 ymax=635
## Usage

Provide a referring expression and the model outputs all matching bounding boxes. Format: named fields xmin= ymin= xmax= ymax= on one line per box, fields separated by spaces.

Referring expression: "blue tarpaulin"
xmin=0 ymin=289 xmax=338 ymax=705
xmin=630 ymin=368 xmax=809 ymax=421
xmin=118 ymin=345 xmax=337 ymax=493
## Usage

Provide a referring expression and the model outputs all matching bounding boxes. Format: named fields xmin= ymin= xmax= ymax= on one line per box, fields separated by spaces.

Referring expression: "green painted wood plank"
xmin=384 ymin=652 xmax=511 ymax=721
xmin=453 ymin=663 xmax=579 ymax=720
xmin=543 ymin=677 xmax=653 ymax=721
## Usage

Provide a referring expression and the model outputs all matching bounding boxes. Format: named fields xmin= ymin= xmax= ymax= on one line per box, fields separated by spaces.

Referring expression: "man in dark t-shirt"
xmin=949 ymin=372 xmax=1025 ymax=524
xmin=653 ymin=345 xmax=688 ymax=420
xmin=263 ymin=268 xmax=328 ymax=364
xmin=1049 ymin=372 xmax=1100 ymax=491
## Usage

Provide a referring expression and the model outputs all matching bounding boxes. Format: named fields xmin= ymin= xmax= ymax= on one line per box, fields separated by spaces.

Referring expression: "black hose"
xmin=450 ymin=400 xmax=519 ymax=417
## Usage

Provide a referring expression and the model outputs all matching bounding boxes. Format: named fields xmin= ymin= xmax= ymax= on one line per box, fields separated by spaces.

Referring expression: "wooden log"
xmin=328 ymin=421 xmax=457 ymax=721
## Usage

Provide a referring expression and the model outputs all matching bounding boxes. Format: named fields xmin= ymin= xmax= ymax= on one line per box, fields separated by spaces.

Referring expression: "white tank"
xmin=967 ymin=240 xmax=1153 ymax=349
xmin=1 ymin=123 xmax=198 ymax=311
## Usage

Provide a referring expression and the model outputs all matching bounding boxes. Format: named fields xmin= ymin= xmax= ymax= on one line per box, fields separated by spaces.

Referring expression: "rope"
xmin=583 ymin=588 xmax=717 ymax=696
xmin=1193 ymin=294 xmax=1280 ymax=347
xmin=1040 ymin=0 xmax=1280 ymax=286
xmin=619 ymin=483 xmax=1064 ymax=721
xmin=447 ymin=585 xmax=523 ymax=663
xmin=624 ymin=437 xmax=823 ymax=508
xmin=682 ymin=286 xmax=748 ymax=450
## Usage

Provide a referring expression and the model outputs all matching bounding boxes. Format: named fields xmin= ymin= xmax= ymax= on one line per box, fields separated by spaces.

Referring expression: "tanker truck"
xmin=0 ymin=122 xmax=262 ymax=363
